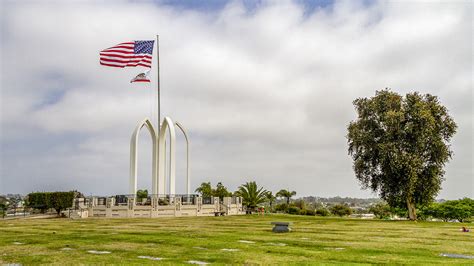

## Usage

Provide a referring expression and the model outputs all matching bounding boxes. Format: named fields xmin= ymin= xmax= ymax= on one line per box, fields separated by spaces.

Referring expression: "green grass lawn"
xmin=1 ymin=214 xmax=473 ymax=264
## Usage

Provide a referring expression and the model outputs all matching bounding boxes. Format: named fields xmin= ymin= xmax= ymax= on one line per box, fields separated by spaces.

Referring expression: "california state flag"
xmin=130 ymin=70 xmax=151 ymax=83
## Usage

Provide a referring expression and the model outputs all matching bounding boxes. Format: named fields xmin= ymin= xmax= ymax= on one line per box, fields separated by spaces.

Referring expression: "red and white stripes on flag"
xmin=100 ymin=41 xmax=154 ymax=68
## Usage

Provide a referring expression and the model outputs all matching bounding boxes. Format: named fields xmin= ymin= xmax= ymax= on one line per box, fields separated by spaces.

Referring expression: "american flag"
xmin=100 ymin=40 xmax=154 ymax=68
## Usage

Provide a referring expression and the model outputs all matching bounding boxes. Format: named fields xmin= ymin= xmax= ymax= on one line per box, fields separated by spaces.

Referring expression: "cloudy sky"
xmin=0 ymin=0 xmax=472 ymax=199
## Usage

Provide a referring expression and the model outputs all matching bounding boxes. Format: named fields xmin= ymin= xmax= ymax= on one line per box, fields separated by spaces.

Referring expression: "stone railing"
xmin=86 ymin=195 xmax=244 ymax=218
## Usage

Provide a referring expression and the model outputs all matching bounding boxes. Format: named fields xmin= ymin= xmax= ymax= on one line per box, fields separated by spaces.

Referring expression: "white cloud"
xmin=1 ymin=0 xmax=472 ymax=198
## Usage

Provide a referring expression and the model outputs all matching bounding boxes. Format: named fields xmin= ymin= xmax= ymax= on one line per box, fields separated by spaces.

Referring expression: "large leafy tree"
xmin=195 ymin=182 xmax=213 ymax=197
xmin=213 ymin=182 xmax=232 ymax=201
xmin=347 ymin=90 xmax=457 ymax=220
xmin=235 ymin=181 xmax=268 ymax=211
xmin=49 ymin=192 xmax=75 ymax=216
xmin=27 ymin=192 xmax=51 ymax=213
xmin=276 ymin=189 xmax=296 ymax=205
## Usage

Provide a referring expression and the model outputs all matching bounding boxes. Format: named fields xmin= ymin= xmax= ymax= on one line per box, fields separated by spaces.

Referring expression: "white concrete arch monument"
xmin=175 ymin=121 xmax=191 ymax=195
xmin=157 ymin=117 xmax=177 ymax=196
xmin=129 ymin=118 xmax=158 ymax=195
xmin=130 ymin=116 xmax=191 ymax=197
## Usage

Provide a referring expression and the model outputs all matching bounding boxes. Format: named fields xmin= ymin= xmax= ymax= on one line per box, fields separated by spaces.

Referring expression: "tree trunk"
xmin=406 ymin=198 xmax=417 ymax=221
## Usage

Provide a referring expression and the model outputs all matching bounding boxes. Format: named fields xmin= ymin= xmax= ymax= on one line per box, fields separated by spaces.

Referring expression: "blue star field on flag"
xmin=134 ymin=41 xmax=154 ymax=55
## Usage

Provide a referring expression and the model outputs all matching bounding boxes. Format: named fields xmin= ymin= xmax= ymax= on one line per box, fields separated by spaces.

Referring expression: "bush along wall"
xmin=27 ymin=191 xmax=75 ymax=216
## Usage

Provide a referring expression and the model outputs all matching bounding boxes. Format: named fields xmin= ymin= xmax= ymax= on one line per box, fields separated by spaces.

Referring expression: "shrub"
xmin=275 ymin=203 xmax=288 ymax=212
xmin=389 ymin=207 xmax=408 ymax=218
xmin=293 ymin=199 xmax=306 ymax=210
xmin=304 ymin=209 xmax=315 ymax=216
xmin=27 ymin=191 xmax=75 ymax=216
xmin=330 ymin=204 xmax=352 ymax=217
xmin=315 ymin=208 xmax=330 ymax=216
xmin=288 ymin=206 xmax=300 ymax=215
xmin=369 ymin=202 xmax=392 ymax=219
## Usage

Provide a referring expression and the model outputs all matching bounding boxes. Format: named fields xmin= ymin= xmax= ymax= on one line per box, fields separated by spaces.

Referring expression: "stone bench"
xmin=271 ymin=222 xmax=291 ymax=233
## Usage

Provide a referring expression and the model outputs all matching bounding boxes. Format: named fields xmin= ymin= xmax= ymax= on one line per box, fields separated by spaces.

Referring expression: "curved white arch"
xmin=175 ymin=122 xmax=191 ymax=195
xmin=130 ymin=118 xmax=158 ymax=195
xmin=157 ymin=117 xmax=176 ymax=195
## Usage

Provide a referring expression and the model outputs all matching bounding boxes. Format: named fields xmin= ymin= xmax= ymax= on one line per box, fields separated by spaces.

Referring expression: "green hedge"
xmin=421 ymin=198 xmax=474 ymax=222
xmin=27 ymin=191 xmax=75 ymax=215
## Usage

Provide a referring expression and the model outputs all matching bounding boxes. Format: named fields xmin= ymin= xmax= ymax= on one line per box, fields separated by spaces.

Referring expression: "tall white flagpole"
xmin=156 ymin=35 xmax=161 ymax=132
xmin=156 ymin=35 xmax=161 ymax=196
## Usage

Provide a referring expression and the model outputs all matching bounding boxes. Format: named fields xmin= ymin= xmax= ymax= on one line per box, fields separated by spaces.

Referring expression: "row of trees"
xmin=26 ymin=192 xmax=75 ymax=216
xmin=195 ymin=182 xmax=233 ymax=200
xmin=194 ymin=181 xmax=357 ymax=217
xmin=273 ymin=199 xmax=353 ymax=217
xmin=194 ymin=181 xmax=299 ymax=212
xmin=421 ymin=198 xmax=474 ymax=222
xmin=368 ymin=198 xmax=474 ymax=222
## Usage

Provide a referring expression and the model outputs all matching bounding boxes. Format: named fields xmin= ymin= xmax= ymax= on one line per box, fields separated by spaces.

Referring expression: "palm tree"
xmin=136 ymin=189 xmax=148 ymax=201
xmin=235 ymin=181 xmax=268 ymax=213
xmin=265 ymin=191 xmax=276 ymax=212
xmin=276 ymin=189 xmax=296 ymax=205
